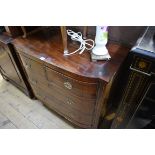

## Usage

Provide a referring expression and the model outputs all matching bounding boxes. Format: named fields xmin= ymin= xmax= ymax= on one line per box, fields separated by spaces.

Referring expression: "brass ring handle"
xmin=66 ymin=99 xmax=74 ymax=105
xmin=64 ymin=81 xmax=72 ymax=89
xmin=67 ymin=100 xmax=72 ymax=105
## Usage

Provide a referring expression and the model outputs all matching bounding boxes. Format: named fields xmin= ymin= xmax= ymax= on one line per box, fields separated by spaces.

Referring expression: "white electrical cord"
xmin=64 ymin=30 xmax=94 ymax=56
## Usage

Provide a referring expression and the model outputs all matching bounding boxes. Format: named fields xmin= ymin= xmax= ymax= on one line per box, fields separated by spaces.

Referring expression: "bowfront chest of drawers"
xmin=12 ymin=28 xmax=130 ymax=128
xmin=18 ymin=53 xmax=99 ymax=128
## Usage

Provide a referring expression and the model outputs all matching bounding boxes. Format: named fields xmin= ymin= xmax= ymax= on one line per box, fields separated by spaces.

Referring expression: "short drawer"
xmin=20 ymin=54 xmax=45 ymax=77
xmin=29 ymin=76 xmax=48 ymax=99
xmin=45 ymin=67 xmax=98 ymax=99
xmin=28 ymin=73 xmax=47 ymax=86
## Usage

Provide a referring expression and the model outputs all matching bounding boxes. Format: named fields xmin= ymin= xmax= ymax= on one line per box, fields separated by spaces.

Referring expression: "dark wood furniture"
xmin=21 ymin=26 xmax=45 ymax=38
xmin=4 ymin=26 xmax=43 ymax=38
xmin=5 ymin=26 xmax=23 ymax=37
xmin=12 ymin=27 xmax=130 ymax=128
xmin=0 ymin=33 xmax=34 ymax=98
xmin=111 ymin=27 xmax=155 ymax=129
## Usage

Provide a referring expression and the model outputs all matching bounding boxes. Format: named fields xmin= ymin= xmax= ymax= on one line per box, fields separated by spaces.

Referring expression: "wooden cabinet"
xmin=111 ymin=27 xmax=155 ymax=129
xmin=0 ymin=44 xmax=22 ymax=84
xmin=12 ymin=27 xmax=130 ymax=128
xmin=0 ymin=34 xmax=34 ymax=98
xmin=17 ymin=53 xmax=101 ymax=128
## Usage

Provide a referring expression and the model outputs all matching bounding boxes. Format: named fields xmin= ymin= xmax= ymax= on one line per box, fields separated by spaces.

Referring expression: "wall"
xmin=70 ymin=26 xmax=147 ymax=47
xmin=108 ymin=26 xmax=147 ymax=46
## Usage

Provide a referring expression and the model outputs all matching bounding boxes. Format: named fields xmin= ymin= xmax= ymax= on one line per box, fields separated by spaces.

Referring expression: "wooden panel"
xmin=45 ymin=66 xmax=98 ymax=99
xmin=0 ymin=45 xmax=22 ymax=84
xmin=44 ymin=95 xmax=93 ymax=128
xmin=31 ymin=79 xmax=96 ymax=114
xmin=5 ymin=26 xmax=23 ymax=37
xmin=31 ymin=83 xmax=94 ymax=127
xmin=20 ymin=54 xmax=45 ymax=77
xmin=0 ymin=33 xmax=34 ymax=98
xmin=20 ymin=53 xmax=98 ymax=99
xmin=12 ymin=27 xmax=131 ymax=128
xmin=13 ymin=27 xmax=130 ymax=83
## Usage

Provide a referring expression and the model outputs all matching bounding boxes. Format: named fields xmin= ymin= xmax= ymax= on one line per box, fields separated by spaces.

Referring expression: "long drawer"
xmin=45 ymin=66 xmax=98 ymax=99
xmin=20 ymin=53 xmax=99 ymax=127
xmin=29 ymin=74 xmax=96 ymax=115
xmin=21 ymin=53 xmax=98 ymax=100
xmin=31 ymin=83 xmax=94 ymax=127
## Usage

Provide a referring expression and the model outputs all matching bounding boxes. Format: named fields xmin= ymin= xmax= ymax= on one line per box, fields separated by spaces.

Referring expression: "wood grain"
xmin=12 ymin=27 xmax=131 ymax=128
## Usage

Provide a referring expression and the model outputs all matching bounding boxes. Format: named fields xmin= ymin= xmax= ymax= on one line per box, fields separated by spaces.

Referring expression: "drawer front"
xmin=20 ymin=54 xmax=45 ymax=77
xmin=31 ymin=83 xmax=93 ymax=127
xmin=0 ymin=45 xmax=23 ymax=85
xmin=31 ymin=84 xmax=46 ymax=101
xmin=44 ymin=96 xmax=93 ymax=127
xmin=47 ymin=82 xmax=96 ymax=115
xmin=29 ymin=73 xmax=96 ymax=115
xmin=45 ymin=67 xmax=98 ymax=99
xmin=19 ymin=54 xmax=98 ymax=127
xmin=28 ymin=73 xmax=47 ymax=86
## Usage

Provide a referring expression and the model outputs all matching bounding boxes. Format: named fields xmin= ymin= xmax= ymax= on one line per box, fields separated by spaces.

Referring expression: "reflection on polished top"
xmin=12 ymin=27 xmax=130 ymax=82
xmin=138 ymin=27 xmax=155 ymax=53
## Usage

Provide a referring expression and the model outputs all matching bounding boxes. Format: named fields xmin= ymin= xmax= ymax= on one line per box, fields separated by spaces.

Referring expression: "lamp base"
xmin=92 ymin=45 xmax=108 ymax=56
xmin=91 ymin=52 xmax=111 ymax=62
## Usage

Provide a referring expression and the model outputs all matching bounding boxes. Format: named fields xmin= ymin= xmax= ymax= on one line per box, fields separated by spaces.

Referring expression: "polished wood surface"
xmin=21 ymin=26 xmax=46 ymax=38
xmin=13 ymin=27 xmax=130 ymax=82
xmin=0 ymin=44 xmax=22 ymax=84
xmin=18 ymin=53 xmax=100 ymax=128
xmin=0 ymin=33 xmax=34 ymax=98
xmin=12 ymin=27 xmax=130 ymax=128
xmin=4 ymin=26 xmax=23 ymax=37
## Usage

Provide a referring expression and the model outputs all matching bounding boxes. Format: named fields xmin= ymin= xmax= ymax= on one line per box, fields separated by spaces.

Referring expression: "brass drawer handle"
xmin=64 ymin=81 xmax=72 ymax=89
xmin=66 ymin=99 xmax=74 ymax=105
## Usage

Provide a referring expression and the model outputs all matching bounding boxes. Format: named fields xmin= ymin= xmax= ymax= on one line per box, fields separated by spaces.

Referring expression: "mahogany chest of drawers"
xmin=12 ymin=27 xmax=130 ymax=128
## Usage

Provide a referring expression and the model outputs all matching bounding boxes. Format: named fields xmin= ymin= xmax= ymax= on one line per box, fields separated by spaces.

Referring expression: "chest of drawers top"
xmin=12 ymin=27 xmax=130 ymax=83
